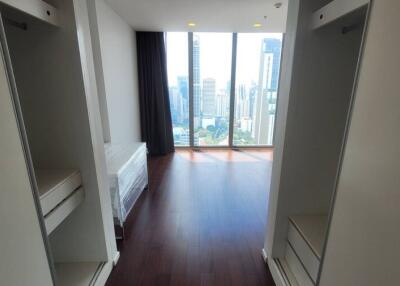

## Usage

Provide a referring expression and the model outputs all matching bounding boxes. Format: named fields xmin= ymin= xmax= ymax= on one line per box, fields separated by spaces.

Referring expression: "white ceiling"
xmin=105 ymin=0 xmax=288 ymax=33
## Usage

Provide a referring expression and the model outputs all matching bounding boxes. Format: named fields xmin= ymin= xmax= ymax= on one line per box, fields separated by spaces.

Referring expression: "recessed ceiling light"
xmin=188 ymin=22 xmax=196 ymax=27
xmin=253 ymin=23 xmax=262 ymax=28
xmin=274 ymin=2 xmax=282 ymax=8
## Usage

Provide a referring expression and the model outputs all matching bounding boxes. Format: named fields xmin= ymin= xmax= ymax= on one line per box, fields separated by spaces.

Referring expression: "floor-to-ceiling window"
xmin=233 ymin=33 xmax=283 ymax=146
xmin=166 ymin=32 xmax=190 ymax=146
xmin=166 ymin=32 xmax=282 ymax=148
xmin=193 ymin=33 xmax=232 ymax=146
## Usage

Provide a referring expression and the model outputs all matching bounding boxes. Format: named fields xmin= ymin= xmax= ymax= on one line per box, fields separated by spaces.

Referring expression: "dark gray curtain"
xmin=136 ymin=32 xmax=174 ymax=156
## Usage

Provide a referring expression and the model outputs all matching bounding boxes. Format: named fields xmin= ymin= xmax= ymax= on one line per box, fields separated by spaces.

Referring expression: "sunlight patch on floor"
xmin=175 ymin=148 xmax=273 ymax=163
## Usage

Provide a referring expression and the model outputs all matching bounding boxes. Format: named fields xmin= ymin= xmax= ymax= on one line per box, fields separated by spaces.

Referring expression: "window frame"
xmin=166 ymin=32 xmax=284 ymax=148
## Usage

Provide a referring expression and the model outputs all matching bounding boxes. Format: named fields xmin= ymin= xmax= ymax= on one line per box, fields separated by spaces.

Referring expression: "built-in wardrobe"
xmin=264 ymin=0 xmax=371 ymax=285
xmin=0 ymin=0 xmax=117 ymax=285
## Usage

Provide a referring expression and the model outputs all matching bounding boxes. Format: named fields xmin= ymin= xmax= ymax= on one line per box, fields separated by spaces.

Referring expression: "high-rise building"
xmin=235 ymin=84 xmax=244 ymax=120
xmin=177 ymin=76 xmax=189 ymax=123
xmin=236 ymin=84 xmax=251 ymax=120
xmin=169 ymin=87 xmax=181 ymax=123
xmin=248 ymin=83 xmax=257 ymax=119
xmin=239 ymin=117 xmax=253 ymax=133
xmin=216 ymin=91 xmax=229 ymax=117
xmin=254 ymin=38 xmax=282 ymax=145
xmin=264 ymin=39 xmax=282 ymax=92
xmin=177 ymin=76 xmax=188 ymax=99
xmin=193 ymin=35 xmax=201 ymax=129
xmin=202 ymin=78 xmax=216 ymax=116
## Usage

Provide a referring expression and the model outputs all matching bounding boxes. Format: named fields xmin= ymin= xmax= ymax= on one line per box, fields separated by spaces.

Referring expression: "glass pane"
xmin=166 ymin=32 xmax=190 ymax=146
xmin=193 ymin=33 xmax=232 ymax=146
xmin=233 ymin=34 xmax=283 ymax=146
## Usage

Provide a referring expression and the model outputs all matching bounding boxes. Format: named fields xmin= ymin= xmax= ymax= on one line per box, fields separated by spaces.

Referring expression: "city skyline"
xmin=167 ymin=32 xmax=282 ymax=87
xmin=166 ymin=32 xmax=282 ymax=146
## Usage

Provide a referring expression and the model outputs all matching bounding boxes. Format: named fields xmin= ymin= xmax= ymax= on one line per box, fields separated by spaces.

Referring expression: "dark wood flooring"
xmin=106 ymin=149 xmax=275 ymax=286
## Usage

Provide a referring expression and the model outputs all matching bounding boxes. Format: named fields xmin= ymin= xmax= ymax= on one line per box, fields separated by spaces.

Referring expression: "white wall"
xmin=319 ymin=1 xmax=400 ymax=285
xmin=93 ymin=0 xmax=141 ymax=144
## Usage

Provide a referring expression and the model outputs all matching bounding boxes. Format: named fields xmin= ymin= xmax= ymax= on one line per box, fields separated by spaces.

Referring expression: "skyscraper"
xmin=169 ymin=87 xmax=180 ymax=123
xmin=236 ymin=84 xmax=251 ymax=120
xmin=202 ymin=78 xmax=216 ymax=116
xmin=193 ymin=35 xmax=201 ymax=129
xmin=265 ymin=39 xmax=282 ymax=92
xmin=248 ymin=83 xmax=257 ymax=119
xmin=254 ymin=38 xmax=282 ymax=145
xmin=216 ymin=91 xmax=229 ymax=117
xmin=177 ymin=76 xmax=189 ymax=124
xmin=177 ymin=76 xmax=188 ymax=101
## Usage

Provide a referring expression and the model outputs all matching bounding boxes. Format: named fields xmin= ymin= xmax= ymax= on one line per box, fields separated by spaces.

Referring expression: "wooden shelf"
xmin=311 ymin=0 xmax=369 ymax=30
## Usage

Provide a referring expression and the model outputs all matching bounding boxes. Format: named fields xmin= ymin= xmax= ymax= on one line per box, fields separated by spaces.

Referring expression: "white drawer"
xmin=288 ymin=221 xmax=320 ymax=282
xmin=45 ymin=187 xmax=84 ymax=234
xmin=285 ymin=242 xmax=314 ymax=286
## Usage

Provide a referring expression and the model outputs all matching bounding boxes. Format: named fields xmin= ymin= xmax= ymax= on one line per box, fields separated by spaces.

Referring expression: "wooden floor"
xmin=106 ymin=149 xmax=275 ymax=286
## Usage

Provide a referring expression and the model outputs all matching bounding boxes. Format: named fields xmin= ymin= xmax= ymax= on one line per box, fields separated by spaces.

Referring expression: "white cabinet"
xmin=0 ymin=0 xmax=117 ymax=285
xmin=0 ymin=26 xmax=53 ymax=286
xmin=264 ymin=0 xmax=371 ymax=285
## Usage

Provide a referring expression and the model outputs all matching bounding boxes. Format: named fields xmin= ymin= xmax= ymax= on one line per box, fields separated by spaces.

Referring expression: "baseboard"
xmin=113 ymin=251 xmax=120 ymax=266
xmin=262 ymin=248 xmax=288 ymax=286
xmin=92 ymin=260 xmax=113 ymax=286
xmin=262 ymin=248 xmax=268 ymax=262
xmin=267 ymin=258 xmax=290 ymax=286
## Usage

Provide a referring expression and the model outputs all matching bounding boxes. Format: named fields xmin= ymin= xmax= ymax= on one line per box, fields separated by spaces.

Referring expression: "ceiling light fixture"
xmin=253 ymin=23 xmax=262 ymax=28
xmin=187 ymin=22 xmax=196 ymax=27
xmin=274 ymin=2 xmax=282 ymax=8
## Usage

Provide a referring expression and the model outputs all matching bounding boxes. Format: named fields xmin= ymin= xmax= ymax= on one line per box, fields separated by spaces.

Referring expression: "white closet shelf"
xmin=36 ymin=169 xmax=82 ymax=215
xmin=45 ymin=187 xmax=84 ymax=234
xmin=1 ymin=0 xmax=59 ymax=26
xmin=35 ymin=169 xmax=84 ymax=234
xmin=311 ymin=0 xmax=369 ymax=30
xmin=55 ymin=262 xmax=102 ymax=286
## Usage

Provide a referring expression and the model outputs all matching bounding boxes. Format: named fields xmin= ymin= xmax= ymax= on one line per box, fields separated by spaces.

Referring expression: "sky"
xmin=166 ymin=32 xmax=283 ymax=89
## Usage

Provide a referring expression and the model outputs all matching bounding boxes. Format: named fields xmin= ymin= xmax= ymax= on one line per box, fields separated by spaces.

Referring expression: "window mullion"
xmin=188 ymin=32 xmax=194 ymax=147
xmin=228 ymin=33 xmax=238 ymax=147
